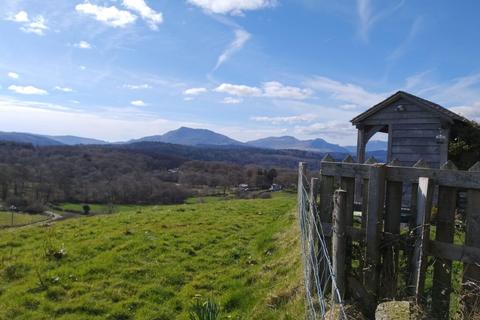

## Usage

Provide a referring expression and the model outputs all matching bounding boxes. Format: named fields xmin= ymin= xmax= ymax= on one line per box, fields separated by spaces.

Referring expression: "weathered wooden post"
xmin=341 ymin=155 xmax=355 ymax=277
xmin=307 ymin=177 xmax=319 ymax=295
xmin=410 ymin=177 xmax=434 ymax=303
xmin=462 ymin=162 xmax=480 ymax=317
xmin=431 ymin=161 xmax=457 ymax=319
xmin=319 ymin=154 xmax=335 ymax=293
xmin=364 ymin=162 xmax=386 ymax=313
xmin=382 ymin=158 xmax=403 ymax=299
xmin=332 ymin=189 xmax=347 ymax=302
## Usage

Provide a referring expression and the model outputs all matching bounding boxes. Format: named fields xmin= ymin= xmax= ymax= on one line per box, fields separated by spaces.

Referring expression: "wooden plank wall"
xmin=362 ymin=98 xmax=445 ymax=168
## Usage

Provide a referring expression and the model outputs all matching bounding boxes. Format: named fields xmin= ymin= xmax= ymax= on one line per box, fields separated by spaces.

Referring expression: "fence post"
xmin=462 ymin=162 xmax=480 ymax=317
xmin=332 ymin=189 xmax=347 ymax=302
xmin=307 ymin=177 xmax=319 ymax=295
xmin=364 ymin=163 xmax=386 ymax=313
xmin=319 ymin=154 xmax=335 ymax=293
xmin=341 ymin=155 xmax=355 ymax=280
xmin=410 ymin=177 xmax=434 ymax=304
xmin=382 ymin=159 xmax=403 ymax=299
xmin=432 ymin=161 xmax=457 ymax=319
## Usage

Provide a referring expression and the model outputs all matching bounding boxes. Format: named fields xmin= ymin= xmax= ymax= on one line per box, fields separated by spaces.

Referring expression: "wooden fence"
xmin=308 ymin=156 xmax=480 ymax=318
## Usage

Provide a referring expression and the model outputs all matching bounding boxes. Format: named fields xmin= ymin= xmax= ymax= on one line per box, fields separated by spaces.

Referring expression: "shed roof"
xmin=351 ymin=91 xmax=470 ymax=125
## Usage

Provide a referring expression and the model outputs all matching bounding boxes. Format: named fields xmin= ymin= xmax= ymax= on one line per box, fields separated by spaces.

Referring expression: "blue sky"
xmin=1 ymin=0 xmax=480 ymax=144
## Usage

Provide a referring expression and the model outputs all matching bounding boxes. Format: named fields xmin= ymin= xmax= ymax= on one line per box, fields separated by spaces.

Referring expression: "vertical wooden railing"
xmin=312 ymin=156 xmax=480 ymax=318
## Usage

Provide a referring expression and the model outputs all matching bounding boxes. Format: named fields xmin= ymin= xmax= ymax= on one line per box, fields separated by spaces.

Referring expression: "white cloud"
xmin=54 ymin=86 xmax=74 ymax=93
xmin=450 ymin=103 xmax=480 ymax=122
xmin=356 ymin=0 xmax=405 ymax=42
xmin=186 ymin=0 xmax=276 ymax=15
xmin=222 ymin=97 xmax=242 ymax=104
xmin=74 ymin=40 xmax=92 ymax=49
xmin=75 ymin=2 xmax=137 ymax=28
xmin=214 ymin=83 xmax=261 ymax=96
xmin=305 ymin=76 xmax=386 ymax=107
xmin=7 ymin=72 xmax=19 ymax=79
xmin=294 ymin=120 xmax=357 ymax=141
xmin=79 ymin=65 xmax=87 ymax=70
xmin=184 ymin=96 xmax=195 ymax=101
xmin=123 ymin=84 xmax=152 ymax=90
xmin=215 ymin=29 xmax=250 ymax=70
xmin=262 ymin=81 xmax=313 ymax=100
xmin=131 ymin=100 xmax=146 ymax=106
xmin=183 ymin=87 xmax=208 ymax=95
xmin=122 ymin=0 xmax=163 ymax=30
xmin=251 ymin=114 xmax=318 ymax=124
xmin=10 ymin=11 xmax=29 ymax=23
xmin=8 ymin=85 xmax=48 ymax=95
xmin=8 ymin=11 xmax=48 ymax=35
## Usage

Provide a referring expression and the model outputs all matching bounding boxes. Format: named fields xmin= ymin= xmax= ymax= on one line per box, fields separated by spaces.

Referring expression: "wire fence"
xmin=298 ymin=166 xmax=347 ymax=320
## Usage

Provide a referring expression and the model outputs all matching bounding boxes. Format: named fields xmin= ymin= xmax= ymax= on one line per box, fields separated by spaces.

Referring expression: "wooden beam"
xmin=431 ymin=166 xmax=457 ymax=319
xmin=382 ymin=178 xmax=403 ymax=299
xmin=462 ymin=162 xmax=480 ymax=316
xmin=332 ymin=189 xmax=347 ymax=302
xmin=363 ymin=164 xmax=386 ymax=310
xmin=410 ymin=177 xmax=434 ymax=303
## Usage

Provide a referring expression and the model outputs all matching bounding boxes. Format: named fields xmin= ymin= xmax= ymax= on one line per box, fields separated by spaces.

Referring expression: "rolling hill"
xmin=0 ymin=132 xmax=107 ymax=146
xmin=129 ymin=127 xmax=243 ymax=146
xmin=246 ymin=136 xmax=349 ymax=153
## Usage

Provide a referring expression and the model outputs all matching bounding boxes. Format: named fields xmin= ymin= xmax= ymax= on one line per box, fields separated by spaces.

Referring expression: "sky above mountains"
xmin=1 ymin=0 xmax=480 ymax=144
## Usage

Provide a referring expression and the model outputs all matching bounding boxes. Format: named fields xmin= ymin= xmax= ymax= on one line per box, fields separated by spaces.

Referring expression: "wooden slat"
xmin=463 ymin=162 xmax=480 ymax=316
xmin=320 ymin=161 xmax=480 ymax=190
xmin=364 ymin=164 xmax=386 ymax=309
xmin=321 ymin=223 xmax=364 ymax=242
xmin=410 ymin=177 xmax=434 ymax=303
xmin=340 ymin=171 xmax=355 ymax=277
xmin=431 ymin=182 xmax=457 ymax=319
xmin=318 ymin=170 xmax=334 ymax=293
xmin=392 ymin=145 xmax=440 ymax=154
xmin=306 ymin=177 xmax=319 ymax=295
xmin=428 ymin=241 xmax=480 ymax=265
xmin=332 ymin=189 xmax=347 ymax=302
xmin=382 ymin=179 xmax=402 ymax=298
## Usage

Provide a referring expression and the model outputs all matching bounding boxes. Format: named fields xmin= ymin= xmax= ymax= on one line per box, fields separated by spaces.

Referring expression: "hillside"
xmin=0 ymin=193 xmax=304 ymax=319
xmin=0 ymin=132 xmax=107 ymax=146
xmin=129 ymin=127 xmax=243 ymax=146
xmin=246 ymin=136 xmax=349 ymax=153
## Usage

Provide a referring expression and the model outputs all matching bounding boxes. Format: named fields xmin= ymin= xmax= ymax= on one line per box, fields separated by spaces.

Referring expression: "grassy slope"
xmin=0 ymin=193 xmax=304 ymax=320
xmin=0 ymin=212 xmax=48 ymax=227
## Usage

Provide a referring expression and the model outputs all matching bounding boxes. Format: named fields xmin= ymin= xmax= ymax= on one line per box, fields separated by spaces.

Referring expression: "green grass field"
xmin=0 ymin=192 xmax=304 ymax=320
xmin=0 ymin=212 xmax=48 ymax=227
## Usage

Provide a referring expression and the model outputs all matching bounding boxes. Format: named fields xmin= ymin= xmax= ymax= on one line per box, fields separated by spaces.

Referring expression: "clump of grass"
xmin=189 ymin=298 xmax=220 ymax=320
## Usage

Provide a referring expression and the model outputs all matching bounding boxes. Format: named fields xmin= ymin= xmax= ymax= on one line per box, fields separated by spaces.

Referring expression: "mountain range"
xmin=0 ymin=127 xmax=388 ymax=153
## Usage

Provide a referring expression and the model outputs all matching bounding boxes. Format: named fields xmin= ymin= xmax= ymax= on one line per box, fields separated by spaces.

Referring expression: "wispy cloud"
xmin=7 ymin=72 xmax=19 ymax=79
xmin=214 ymin=81 xmax=312 ymax=100
xmin=304 ymin=76 xmax=386 ymax=107
xmin=75 ymin=2 xmax=137 ymax=28
xmin=222 ymin=97 xmax=242 ymax=104
xmin=214 ymin=83 xmax=261 ymax=96
xmin=215 ymin=28 xmax=251 ymax=70
xmin=252 ymin=114 xmax=318 ymax=124
xmin=123 ymin=84 xmax=152 ymax=90
xmin=7 ymin=10 xmax=48 ymax=35
xmin=186 ymin=0 xmax=277 ymax=15
xmin=54 ymin=86 xmax=74 ymax=93
xmin=74 ymin=40 xmax=92 ymax=49
xmin=122 ymin=0 xmax=163 ymax=30
xmin=183 ymin=87 xmax=208 ymax=95
xmin=388 ymin=17 xmax=423 ymax=60
xmin=8 ymin=85 xmax=48 ymax=95
xmin=131 ymin=100 xmax=147 ymax=106
xmin=356 ymin=0 xmax=405 ymax=42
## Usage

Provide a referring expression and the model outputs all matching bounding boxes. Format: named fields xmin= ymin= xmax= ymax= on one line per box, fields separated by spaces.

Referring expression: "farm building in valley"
xmin=351 ymin=91 xmax=469 ymax=168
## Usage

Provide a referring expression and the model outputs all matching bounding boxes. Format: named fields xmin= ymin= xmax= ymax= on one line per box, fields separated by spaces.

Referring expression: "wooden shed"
xmin=351 ymin=91 xmax=469 ymax=168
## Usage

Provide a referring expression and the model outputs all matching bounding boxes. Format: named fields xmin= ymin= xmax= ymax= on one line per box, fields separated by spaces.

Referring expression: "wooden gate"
xmin=311 ymin=155 xmax=480 ymax=318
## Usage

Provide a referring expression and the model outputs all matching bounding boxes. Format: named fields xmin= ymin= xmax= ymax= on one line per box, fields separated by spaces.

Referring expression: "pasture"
xmin=0 ymin=192 xmax=304 ymax=319
xmin=0 ymin=212 xmax=48 ymax=227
